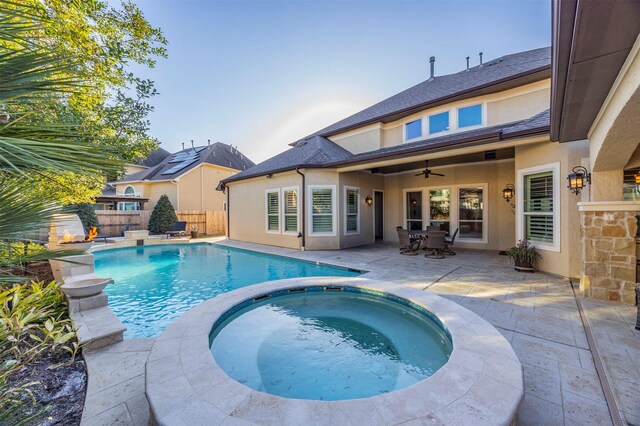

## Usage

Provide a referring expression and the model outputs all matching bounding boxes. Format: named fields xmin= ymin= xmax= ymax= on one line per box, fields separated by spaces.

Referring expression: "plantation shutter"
xmin=524 ymin=172 xmax=554 ymax=243
xmin=284 ymin=190 xmax=298 ymax=233
xmin=267 ymin=191 xmax=279 ymax=231
xmin=312 ymin=188 xmax=333 ymax=233
xmin=346 ymin=189 xmax=359 ymax=232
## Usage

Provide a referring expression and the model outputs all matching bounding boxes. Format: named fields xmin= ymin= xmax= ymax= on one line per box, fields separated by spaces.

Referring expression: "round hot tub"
xmin=146 ymin=277 xmax=524 ymax=425
xmin=210 ymin=287 xmax=452 ymax=401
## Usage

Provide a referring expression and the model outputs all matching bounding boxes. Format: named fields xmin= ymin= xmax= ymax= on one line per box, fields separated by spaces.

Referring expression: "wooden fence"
xmin=95 ymin=210 xmax=225 ymax=237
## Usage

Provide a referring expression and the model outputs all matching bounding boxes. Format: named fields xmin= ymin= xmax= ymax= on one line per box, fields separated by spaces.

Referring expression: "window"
xmin=518 ymin=163 xmax=559 ymax=251
xmin=623 ymin=168 xmax=640 ymax=201
xmin=266 ymin=190 xmax=280 ymax=233
xmin=345 ymin=187 xmax=360 ymax=234
xmin=406 ymin=191 xmax=423 ymax=231
xmin=283 ymin=188 xmax=298 ymax=234
xmin=458 ymin=187 xmax=483 ymax=239
xmin=429 ymin=189 xmax=450 ymax=233
xmin=124 ymin=186 xmax=135 ymax=196
xmin=405 ymin=119 xmax=422 ymax=140
xmin=310 ymin=186 xmax=335 ymax=235
xmin=429 ymin=111 xmax=449 ymax=134
xmin=458 ymin=104 xmax=482 ymax=128
xmin=117 ymin=202 xmax=139 ymax=211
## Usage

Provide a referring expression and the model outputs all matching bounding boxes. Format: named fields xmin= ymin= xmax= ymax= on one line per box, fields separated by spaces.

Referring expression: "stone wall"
xmin=580 ymin=210 xmax=637 ymax=304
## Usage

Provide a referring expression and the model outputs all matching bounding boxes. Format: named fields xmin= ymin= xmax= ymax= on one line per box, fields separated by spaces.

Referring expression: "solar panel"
xmin=161 ymin=157 xmax=198 ymax=175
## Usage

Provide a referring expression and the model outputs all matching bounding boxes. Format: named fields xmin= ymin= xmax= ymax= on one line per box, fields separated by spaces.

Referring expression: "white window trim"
xmin=265 ymin=188 xmax=281 ymax=234
xmin=343 ymin=186 xmax=360 ymax=236
xmin=402 ymin=188 xmax=423 ymax=230
xmin=282 ymin=186 xmax=300 ymax=236
xmin=456 ymin=102 xmax=485 ymax=131
xmin=425 ymin=184 xmax=489 ymax=244
xmin=516 ymin=162 xmax=561 ymax=252
xmin=403 ymin=118 xmax=424 ymax=143
xmin=427 ymin=109 xmax=451 ymax=136
xmin=308 ymin=185 xmax=337 ymax=237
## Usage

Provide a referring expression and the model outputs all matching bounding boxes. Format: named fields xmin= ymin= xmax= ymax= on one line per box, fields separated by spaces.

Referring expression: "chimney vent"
xmin=466 ymin=56 xmax=470 ymax=71
xmin=181 ymin=142 xmax=185 ymax=150
xmin=429 ymin=56 xmax=435 ymax=80
xmin=191 ymin=139 xmax=195 ymax=150
xmin=207 ymin=139 xmax=210 ymax=146
xmin=479 ymin=52 xmax=483 ymax=67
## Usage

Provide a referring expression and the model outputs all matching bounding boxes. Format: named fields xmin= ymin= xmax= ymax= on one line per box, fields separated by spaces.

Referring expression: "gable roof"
xmin=116 ymin=142 xmax=255 ymax=183
xmin=135 ymin=147 xmax=171 ymax=168
xmin=300 ymin=46 xmax=551 ymax=142
xmin=222 ymin=110 xmax=550 ymax=185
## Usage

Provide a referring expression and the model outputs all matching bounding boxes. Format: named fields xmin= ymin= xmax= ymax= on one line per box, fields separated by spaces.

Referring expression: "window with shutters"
xmin=518 ymin=163 xmax=560 ymax=252
xmin=344 ymin=187 xmax=360 ymax=235
xmin=309 ymin=186 xmax=336 ymax=236
xmin=265 ymin=189 xmax=280 ymax=233
xmin=283 ymin=187 xmax=298 ymax=234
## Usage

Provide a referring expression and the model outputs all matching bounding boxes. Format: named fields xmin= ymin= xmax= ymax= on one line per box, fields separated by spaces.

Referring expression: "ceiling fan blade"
xmin=431 ymin=173 xmax=445 ymax=177
xmin=414 ymin=172 xmax=424 ymax=176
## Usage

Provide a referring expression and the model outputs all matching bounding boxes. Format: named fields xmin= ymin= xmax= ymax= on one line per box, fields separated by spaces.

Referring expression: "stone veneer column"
xmin=579 ymin=202 xmax=640 ymax=304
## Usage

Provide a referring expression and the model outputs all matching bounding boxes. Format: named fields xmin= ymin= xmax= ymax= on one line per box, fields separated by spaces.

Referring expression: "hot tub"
xmin=146 ymin=277 xmax=524 ymax=425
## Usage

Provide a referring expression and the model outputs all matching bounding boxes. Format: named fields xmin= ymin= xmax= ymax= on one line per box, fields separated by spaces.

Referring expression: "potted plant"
xmin=506 ymin=239 xmax=540 ymax=272
xmin=190 ymin=225 xmax=198 ymax=239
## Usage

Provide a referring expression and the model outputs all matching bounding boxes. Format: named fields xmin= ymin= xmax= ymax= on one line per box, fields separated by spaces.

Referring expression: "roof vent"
xmin=484 ymin=150 xmax=496 ymax=160
xmin=466 ymin=56 xmax=470 ymax=71
xmin=429 ymin=56 xmax=435 ymax=81
xmin=207 ymin=139 xmax=210 ymax=146
xmin=181 ymin=142 xmax=185 ymax=150
xmin=479 ymin=52 xmax=484 ymax=67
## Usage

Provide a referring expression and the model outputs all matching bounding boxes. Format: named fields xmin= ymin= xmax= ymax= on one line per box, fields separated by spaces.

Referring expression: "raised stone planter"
xmin=124 ymin=229 xmax=149 ymax=239
xmin=147 ymin=277 xmax=524 ymax=425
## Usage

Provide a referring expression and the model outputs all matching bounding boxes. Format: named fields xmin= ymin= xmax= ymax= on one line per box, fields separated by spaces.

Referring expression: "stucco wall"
xmin=330 ymin=126 xmax=382 ymax=155
xmin=178 ymin=165 xmax=231 ymax=211
xmin=381 ymin=160 xmax=516 ymax=251
xmin=338 ymin=172 xmax=385 ymax=249
xmin=514 ymin=140 xmax=590 ymax=278
xmin=486 ymin=88 xmax=550 ymax=126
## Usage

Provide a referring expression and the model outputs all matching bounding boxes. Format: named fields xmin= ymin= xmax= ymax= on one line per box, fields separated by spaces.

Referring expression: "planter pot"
xmin=61 ymin=277 xmax=113 ymax=298
xmin=513 ymin=258 xmax=535 ymax=272
xmin=191 ymin=231 xmax=199 ymax=239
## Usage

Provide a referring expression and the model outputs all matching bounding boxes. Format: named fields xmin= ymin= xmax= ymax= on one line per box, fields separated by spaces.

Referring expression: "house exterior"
xmin=220 ymin=1 xmax=640 ymax=304
xmin=111 ymin=143 xmax=254 ymax=211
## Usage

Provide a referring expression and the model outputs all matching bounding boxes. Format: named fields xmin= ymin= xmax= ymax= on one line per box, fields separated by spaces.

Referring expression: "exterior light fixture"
xmin=266 ymin=174 xmax=273 ymax=179
xmin=635 ymin=171 xmax=640 ymax=185
xmin=410 ymin=199 xmax=418 ymax=207
xmin=567 ymin=166 xmax=591 ymax=195
xmin=365 ymin=195 xmax=373 ymax=206
xmin=502 ymin=184 xmax=514 ymax=203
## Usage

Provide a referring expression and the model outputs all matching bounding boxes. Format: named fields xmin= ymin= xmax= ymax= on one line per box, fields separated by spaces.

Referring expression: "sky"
xmin=129 ymin=0 xmax=551 ymax=163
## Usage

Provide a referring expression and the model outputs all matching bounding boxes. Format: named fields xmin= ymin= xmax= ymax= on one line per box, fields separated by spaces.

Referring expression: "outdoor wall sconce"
xmin=365 ymin=195 xmax=373 ymax=206
xmin=410 ymin=198 xmax=418 ymax=207
xmin=502 ymin=184 xmax=514 ymax=203
xmin=567 ymin=166 xmax=591 ymax=195
xmin=266 ymin=174 xmax=273 ymax=179
xmin=635 ymin=171 xmax=640 ymax=185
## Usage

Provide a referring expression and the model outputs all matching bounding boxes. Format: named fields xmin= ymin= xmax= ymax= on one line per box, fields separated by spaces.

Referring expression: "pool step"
xmin=72 ymin=306 xmax=126 ymax=351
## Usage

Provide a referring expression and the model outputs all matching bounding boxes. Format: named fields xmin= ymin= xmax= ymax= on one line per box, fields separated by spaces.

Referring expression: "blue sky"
xmin=131 ymin=0 xmax=551 ymax=163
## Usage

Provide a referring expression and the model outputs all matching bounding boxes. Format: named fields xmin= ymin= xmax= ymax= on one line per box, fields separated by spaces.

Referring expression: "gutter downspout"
xmin=170 ymin=179 xmax=179 ymax=210
xmin=225 ymin=185 xmax=230 ymax=240
xmin=296 ymin=168 xmax=306 ymax=251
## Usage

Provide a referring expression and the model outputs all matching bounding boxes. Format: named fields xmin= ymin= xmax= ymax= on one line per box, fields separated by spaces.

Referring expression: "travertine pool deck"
xmin=80 ymin=238 xmax=639 ymax=425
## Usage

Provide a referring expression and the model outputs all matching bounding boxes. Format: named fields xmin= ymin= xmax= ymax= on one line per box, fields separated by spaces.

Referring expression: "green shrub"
xmin=71 ymin=204 xmax=100 ymax=233
xmin=148 ymin=195 xmax=178 ymax=234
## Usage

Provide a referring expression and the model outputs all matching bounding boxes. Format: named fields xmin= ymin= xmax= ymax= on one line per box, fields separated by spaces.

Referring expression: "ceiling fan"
xmin=415 ymin=161 xmax=445 ymax=179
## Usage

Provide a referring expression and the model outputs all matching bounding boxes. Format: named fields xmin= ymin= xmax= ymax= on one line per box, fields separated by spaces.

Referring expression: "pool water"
xmin=93 ymin=244 xmax=360 ymax=338
xmin=210 ymin=290 xmax=452 ymax=401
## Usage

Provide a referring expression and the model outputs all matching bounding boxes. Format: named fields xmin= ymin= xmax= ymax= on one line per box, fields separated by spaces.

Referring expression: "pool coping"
xmin=145 ymin=277 xmax=524 ymax=425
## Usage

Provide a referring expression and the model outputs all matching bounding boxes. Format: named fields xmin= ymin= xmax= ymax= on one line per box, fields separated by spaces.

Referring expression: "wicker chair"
xmin=396 ymin=226 xmax=419 ymax=255
xmin=425 ymin=231 xmax=447 ymax=259
xmin=443 ymin=228 xmax=459 ymax=255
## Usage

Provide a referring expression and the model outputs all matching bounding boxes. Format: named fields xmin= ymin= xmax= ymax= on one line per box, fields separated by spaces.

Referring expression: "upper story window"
xmin=405 ymin=119 xmax=422 ymax=140
xmin=429 ymin=111 xmax=449 ymax=134
xmin=458 ymin=104 xmax=482 ymax=128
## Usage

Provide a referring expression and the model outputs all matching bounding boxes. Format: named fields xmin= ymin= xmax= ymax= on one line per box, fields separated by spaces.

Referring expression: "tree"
xmin=148 ymin=195 xmax=177 ymax=234
xmin=1 ymin=0 xmax=168 ymax=204
xmin=72 ymin=204 xmax=100 ymax=233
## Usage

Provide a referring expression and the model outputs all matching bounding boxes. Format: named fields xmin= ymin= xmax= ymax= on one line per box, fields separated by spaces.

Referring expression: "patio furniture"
xmin=426 ymin=225 xmax=440 ymax=232
xmin=425 ymin=231 xmax=447 ymax=259
xmin=443 ymin=228 xmax=459 ymax=255
xmin=166 ymin=221 xmax=188 ymax=239
xmin=396 ymin=226 xmax=420 ymax=255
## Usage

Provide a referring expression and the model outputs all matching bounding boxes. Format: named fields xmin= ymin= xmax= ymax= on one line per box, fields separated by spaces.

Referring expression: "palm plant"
xmin=0 ymin=1 xmax=121 ymax=280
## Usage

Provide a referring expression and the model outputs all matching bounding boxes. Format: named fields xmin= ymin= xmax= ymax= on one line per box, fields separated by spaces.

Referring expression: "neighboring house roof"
xmin=300 ymin=46 xmax=551 ymax=142
xmin=135 ymin=147 xmax=171 ymax=167
xmin=116 ymin=142 xmax=255 ymax=183
xmin=223 ymin=109 xmax=550 ymax=185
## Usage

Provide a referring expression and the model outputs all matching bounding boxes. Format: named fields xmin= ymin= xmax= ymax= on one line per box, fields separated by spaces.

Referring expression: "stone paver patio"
xmin=80 ymin=238 xmax=639 ymax=425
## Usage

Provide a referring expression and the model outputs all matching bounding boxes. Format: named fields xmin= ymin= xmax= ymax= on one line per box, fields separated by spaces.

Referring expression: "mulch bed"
xmin=6 ymin=352 xmax=87 ymax=426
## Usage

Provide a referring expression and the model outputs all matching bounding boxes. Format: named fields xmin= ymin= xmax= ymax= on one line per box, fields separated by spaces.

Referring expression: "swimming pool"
xmin=93 ymin=244 xmax=360 ymax=338
xmin=210 ymin=288 xmax=452 ymax=400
